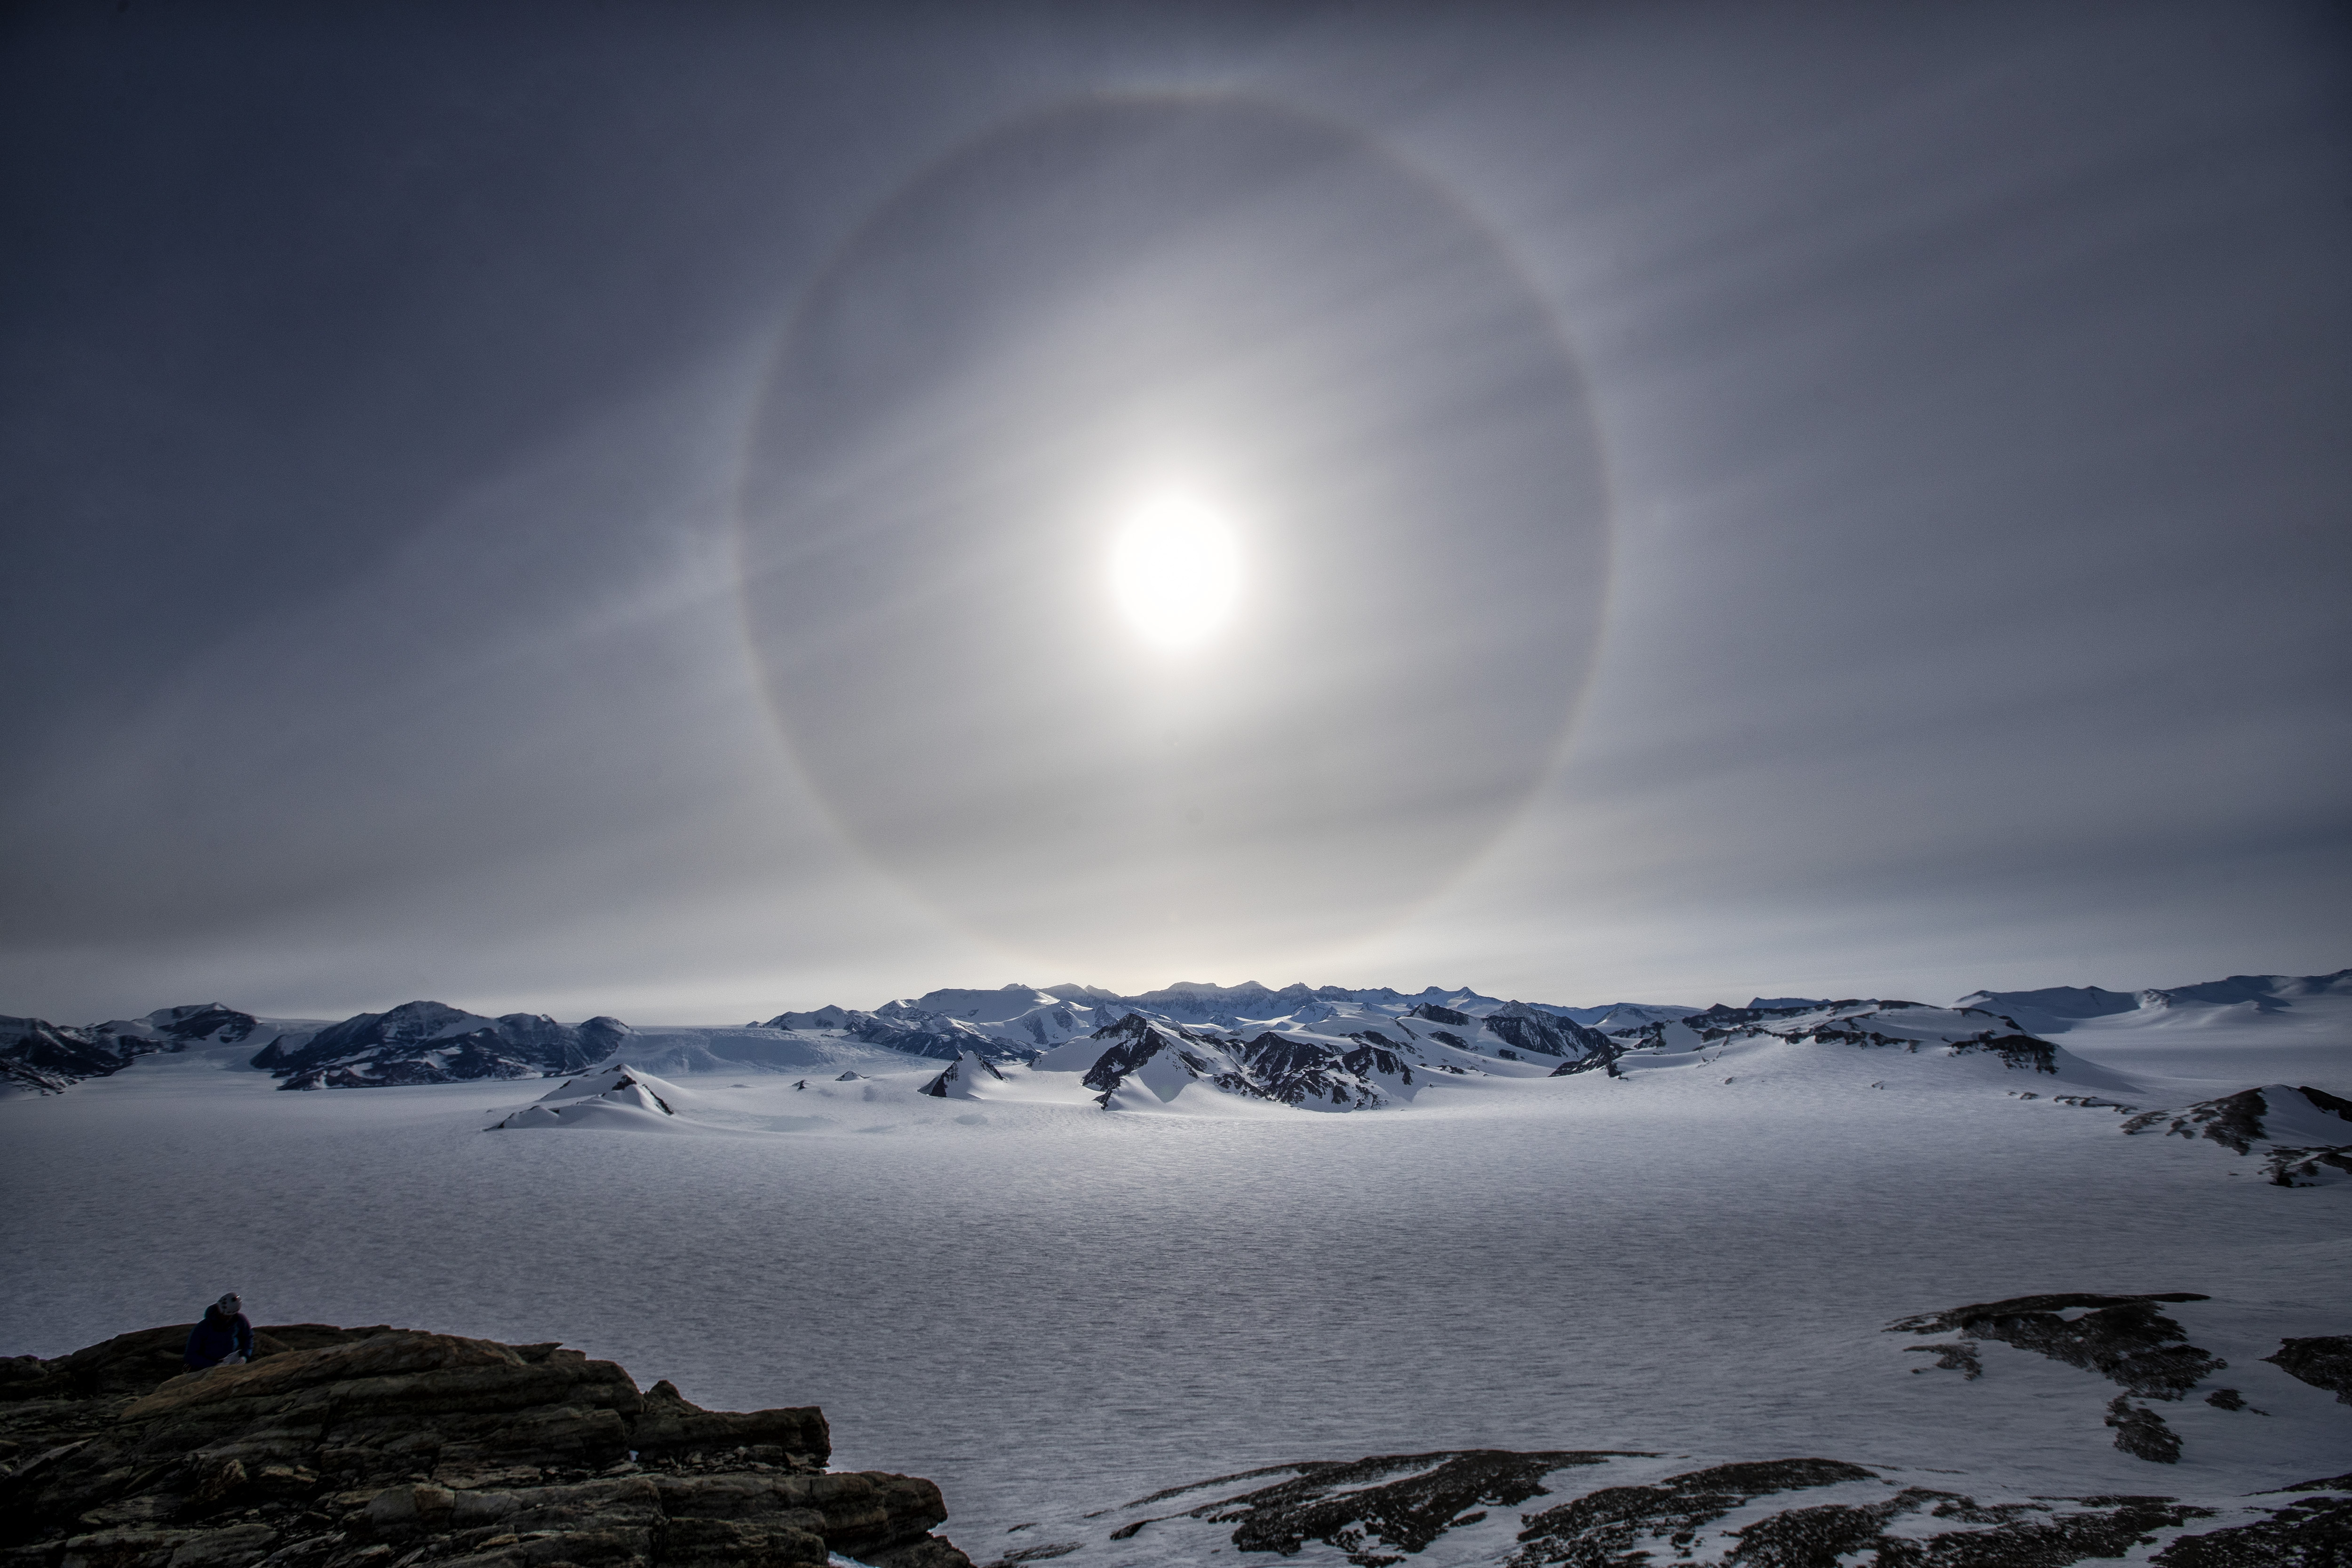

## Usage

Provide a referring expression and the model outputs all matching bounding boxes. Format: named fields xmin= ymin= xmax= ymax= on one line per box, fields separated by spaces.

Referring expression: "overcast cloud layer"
xmin=3 ymin=0 xmax=2347 ymax=1023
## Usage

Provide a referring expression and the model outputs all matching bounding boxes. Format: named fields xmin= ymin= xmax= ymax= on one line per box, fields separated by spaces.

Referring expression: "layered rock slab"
xmin=0 ymin=1324 xmax=968 ymax=1568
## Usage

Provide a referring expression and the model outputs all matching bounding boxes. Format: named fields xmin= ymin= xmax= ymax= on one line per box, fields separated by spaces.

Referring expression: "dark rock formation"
xmin=1482 ymin=1003 xmax=1616 ymax=1068
xmin=0 ymin=1323 xmax=969 ymax=1568
xmin=1212 ymin=1450 xmax=1635 ymax=1564
xmin=1887 ymin=1293 xmax=2224 ymax=1401
xmin=2123 ymin=1085 xmax=2352 ymax=1155
xmin=1675 ymin=1000 xmax=1874 ymax=1036
xmin=2106 ymin=1395 xmax=2184 ymax=1463
xmin=252 ymin=1004 xmax=630 ymax=1090
xmin=2265 ymin=1145 xmax=2352 ymax=1186
xmin=0 ymin=1017 xmax=139 ymax=1094
xmin=1905 ymin=1341 xmax=1984 ymax=1379
xmin=1057 ymin=1449 xmax=2340 ymax=1568
xmin=1078 ymin=1014 xmax=1194 ymax=1095
xmin=2153 ymin=1495 xmax=2352 ymax=1565
xmin=2265 ymin=1337 xmax=2352 ymax=1405
xmin=1512 ymin=1457 xmax=1877 ymax=1567
xmin=921 ymin=1053 xmax=1006 ymax=1097
xmin=1947 ymin=1031 xmax=2060 ymax=1073
xmin=1220 ymin=1033 xmax=1411 ymax=1107
xmin=2126 ymin=1089 xmax=2274 ymax=1154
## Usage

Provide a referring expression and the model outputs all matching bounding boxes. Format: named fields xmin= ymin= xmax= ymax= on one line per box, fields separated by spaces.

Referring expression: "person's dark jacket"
xmin=183 ymin=1307 xmax=253 ymax=1369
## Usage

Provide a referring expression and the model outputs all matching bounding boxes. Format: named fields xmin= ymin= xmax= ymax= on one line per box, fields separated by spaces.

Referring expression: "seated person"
xmin=183 ymin=1293 xmax=254 ymax=1371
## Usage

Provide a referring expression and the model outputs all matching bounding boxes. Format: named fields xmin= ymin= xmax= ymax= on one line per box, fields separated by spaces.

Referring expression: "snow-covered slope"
xmin=1959 ymin=969 xmax=2352 ymax=1090
xmin=488 ymin=1064 xmax=703 ymax=1131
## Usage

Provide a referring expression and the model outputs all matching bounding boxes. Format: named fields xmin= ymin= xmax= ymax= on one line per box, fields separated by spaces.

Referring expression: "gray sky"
xmin=4 ymin=0 xmax=2347 ymax=1024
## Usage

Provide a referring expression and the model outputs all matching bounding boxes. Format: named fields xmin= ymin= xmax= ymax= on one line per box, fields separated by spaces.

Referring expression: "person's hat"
xmin=216 ymin=1293 xmax=241 ymax=1313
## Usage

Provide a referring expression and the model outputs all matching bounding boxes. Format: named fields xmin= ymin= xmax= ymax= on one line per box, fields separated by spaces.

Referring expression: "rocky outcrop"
xmin=1890 ymin=1292 xmax=2225 ymax=1401
xmin=920 ymin=1052 xmax=1006 ymax=1098
xmin=252 ymin=1004 xmax=630 ymax=1090
xmin=1889 ymin=1293 xmax=2233 ymax=1463
xmin=2122 ymin=1086 xmax=2352 ymax=1182
xmin=0 ymin=1323 xmax=969 ymax=1568
xmin=1002 ymin=1449 xmax=2347 ymax=1568
xmin=2266 ymin=1337 xmax=2352 ymax=1405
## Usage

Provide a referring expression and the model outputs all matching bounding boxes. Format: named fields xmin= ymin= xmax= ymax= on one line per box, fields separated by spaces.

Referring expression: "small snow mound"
xmin=489 ymin=1065 xmax=697 ymax=1131
xmin=921 ymin=1051 xmax=1008 ymax=1099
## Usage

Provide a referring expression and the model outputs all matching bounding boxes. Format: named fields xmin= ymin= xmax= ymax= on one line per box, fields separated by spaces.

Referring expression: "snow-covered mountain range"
xmin=8 ymin=971 xmax=2347 ymax=1113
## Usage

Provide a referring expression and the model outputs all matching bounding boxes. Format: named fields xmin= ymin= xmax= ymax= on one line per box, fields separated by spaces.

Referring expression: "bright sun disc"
xmin=1110 ymin=493 xmax=1242 ymax=653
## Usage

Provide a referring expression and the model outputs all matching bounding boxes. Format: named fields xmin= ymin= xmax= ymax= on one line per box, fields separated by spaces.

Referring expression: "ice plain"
xmin=1 ymin=1021 xmax=2346 ymax=1560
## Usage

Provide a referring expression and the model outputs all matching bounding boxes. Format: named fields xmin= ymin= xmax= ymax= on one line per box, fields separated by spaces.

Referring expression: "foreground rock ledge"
xmin=0 ymin=1323 xmax=971 ymax=1568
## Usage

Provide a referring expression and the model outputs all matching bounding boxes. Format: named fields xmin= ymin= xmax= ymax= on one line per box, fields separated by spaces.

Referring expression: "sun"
xmin=1108 ymin=491 xmax=1244 ymax=654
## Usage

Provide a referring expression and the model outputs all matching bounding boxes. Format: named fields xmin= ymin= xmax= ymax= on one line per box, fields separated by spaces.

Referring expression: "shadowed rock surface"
xmin=2266 ymin=1337 xmax=2352 ymax=1405
xmin=2106 ymin=1396 xmax=2185 ymax=1463
xmin=0 ymin=1323 xmax=969 ymax=1568
xmin=1886 ymin=1293 xmax=2225 ymax=1401
xmin=1041 ymin=1449 xmax=2350 ymax=1568
xmin=1512 ymin=1457 xmax=1879 ymax=1566
xmin=1208 ymin=1450 xmax=1639 ymax=1563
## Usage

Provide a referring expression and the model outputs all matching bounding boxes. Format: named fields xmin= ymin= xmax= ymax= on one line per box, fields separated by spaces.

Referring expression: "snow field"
xmin=0 ymin=1036 xmax=2343 ymax=1551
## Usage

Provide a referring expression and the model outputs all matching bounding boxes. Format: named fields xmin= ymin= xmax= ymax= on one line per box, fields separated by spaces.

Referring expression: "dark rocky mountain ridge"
xmin=250 ymin=1002 xmax=629 ymax=1090
xmin=0 ymin=1005 xmax=264 ymax=1095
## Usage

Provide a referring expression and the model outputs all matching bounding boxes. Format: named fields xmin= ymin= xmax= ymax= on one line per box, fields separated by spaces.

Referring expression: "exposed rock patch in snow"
xmin=2267 ymin=1337 xmax=2352 ymax=1406
xmin=2122 ymin=1083 xmax=2352 ymax=1151
xmin=1889 ymin=1292 xmax=2224 ymax=1401
xmin=922 ymin=1051 xmax=1007 ymax=1099
xmin=2121 ymin=1085 xmax=2352 ymax=1184
xmin=1881 ymin=1290 xmax=2352 ymax=1479
xmin=977 ymin=1448 xmax=2350 ymax=1568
